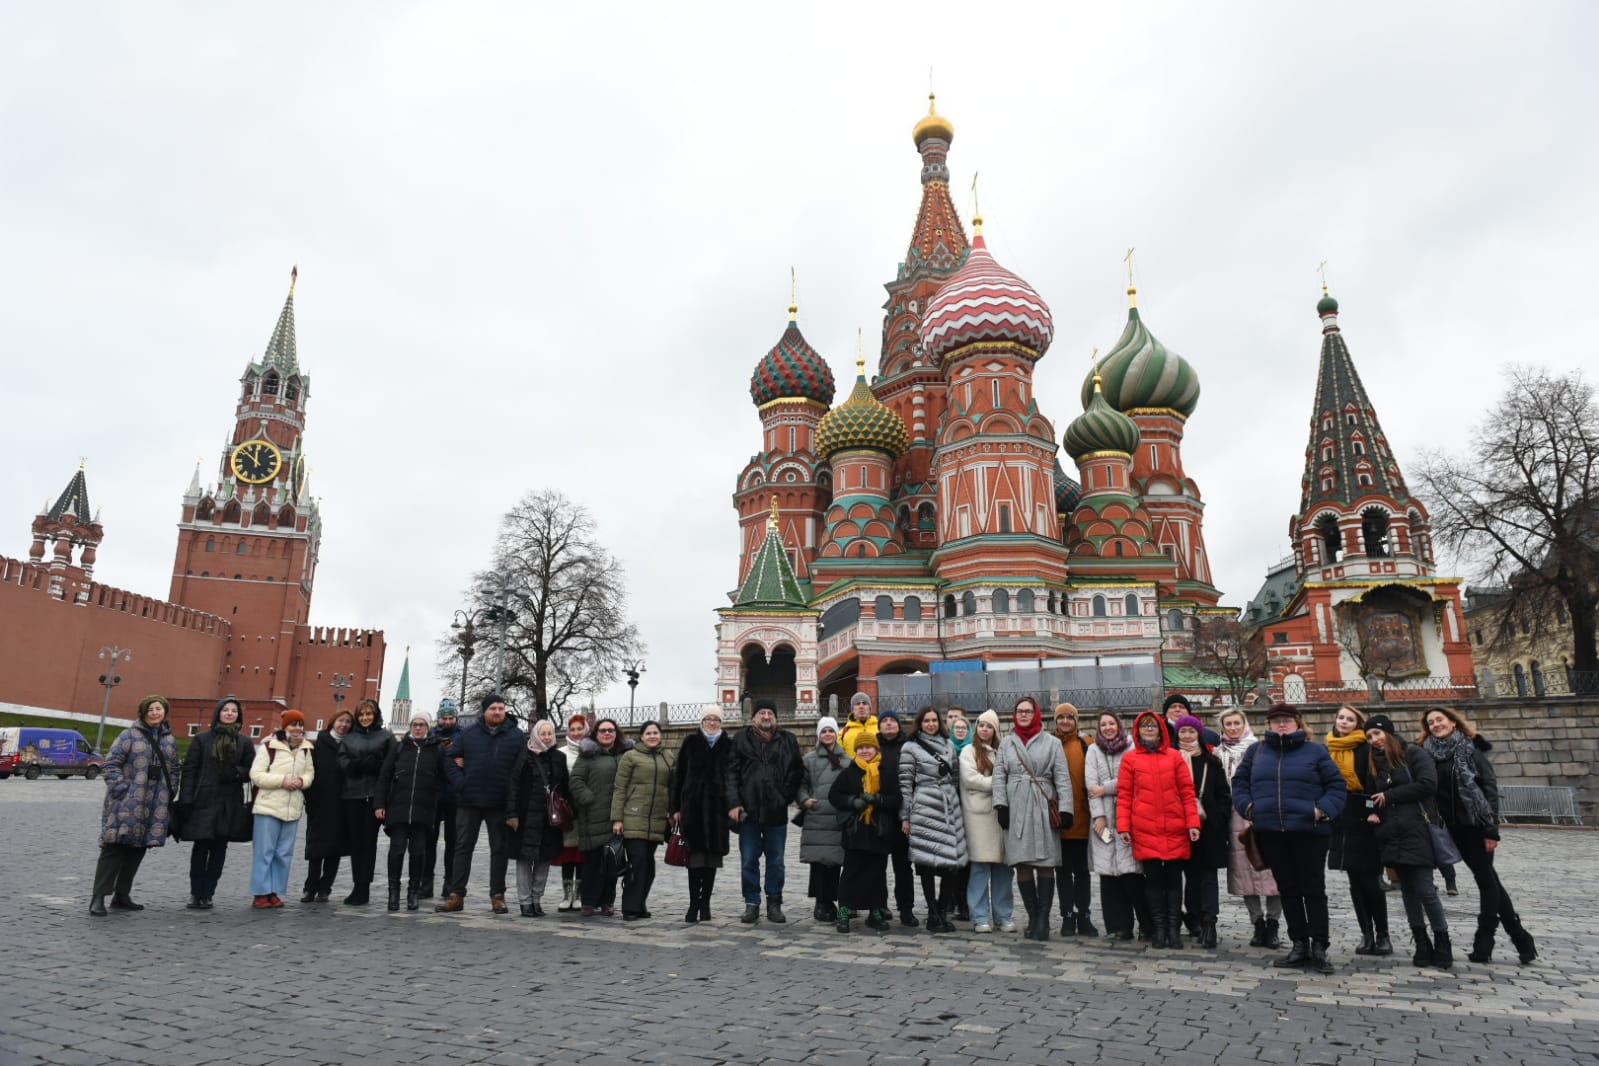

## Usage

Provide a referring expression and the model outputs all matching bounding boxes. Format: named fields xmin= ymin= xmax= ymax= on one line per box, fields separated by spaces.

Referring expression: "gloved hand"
xmin=996 ymin=806 xmax=1010 ymax=831
xmin=851 ymin=796 xmax=869 ymax=811
xmin=1059 ymin=811 xmax=1074 ymax=831
xmin=861 ymin=792 xmax=878 ymax=806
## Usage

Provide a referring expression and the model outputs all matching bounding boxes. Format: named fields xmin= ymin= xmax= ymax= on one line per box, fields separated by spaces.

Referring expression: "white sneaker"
xmin=998 ymin=918 xmax=1017 ymax=932
xmin=974 ymin=921 xmax=992 ymax=933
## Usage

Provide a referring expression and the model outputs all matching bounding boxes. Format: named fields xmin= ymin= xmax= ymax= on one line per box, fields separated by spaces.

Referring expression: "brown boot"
xmin=490 ymin=893 xmax=508 ymax=914
xmin=435 ymin=892 xmax=464 ymax=913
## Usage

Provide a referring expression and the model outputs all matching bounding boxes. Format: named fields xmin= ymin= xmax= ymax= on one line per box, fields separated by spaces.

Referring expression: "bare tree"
xmin=439 ymin=490 xmax=643 ymax=721
xmin=1418 ymin=367 xmax=1599 ymax=678
xmin=1191 ymin=613 xmax=1266 ymax=704
xmin=1335 ymin=609 xmax=1420 ymax=701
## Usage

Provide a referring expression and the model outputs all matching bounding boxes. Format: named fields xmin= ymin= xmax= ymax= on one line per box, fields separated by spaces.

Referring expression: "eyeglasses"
xmin=597 ymin=728 xmax=617 ymax=734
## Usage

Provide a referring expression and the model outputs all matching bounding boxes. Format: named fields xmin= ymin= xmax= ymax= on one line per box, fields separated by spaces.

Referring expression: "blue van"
xmin=0 ymin=727 xmax=105 ymax=780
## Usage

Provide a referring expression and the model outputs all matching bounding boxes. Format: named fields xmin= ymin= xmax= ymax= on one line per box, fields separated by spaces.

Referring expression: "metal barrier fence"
xmin=876 ymin=687 xmax=1158 ymax=716
xmin=1498 ymin=785 xmax=1584 ymax=825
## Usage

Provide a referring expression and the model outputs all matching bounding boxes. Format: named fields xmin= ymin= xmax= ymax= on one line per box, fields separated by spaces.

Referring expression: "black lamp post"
xmin=624 ymin=659 xmax=646 ymax=717
xmin=95 ymin=645 xmax=132 ymax=753
xmin=451 ymin=609 xmax=478 ymax=712
xmin=330 ymin=673 xmax=353 ymax=718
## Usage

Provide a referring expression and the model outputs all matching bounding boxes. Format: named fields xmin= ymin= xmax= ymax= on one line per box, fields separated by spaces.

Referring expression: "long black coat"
xmin=669 ymin=731 xmax=731 ymax=857
xmin=375 ymin=734 xmax=448 ymax=828
xmin=828 ymin=760 xmax=903 ymax=854
xmin=304 ymin=731 xmax=348 ymax=859
xmin=505 ymin=746 xmax=571 ymax=863
xmin=1184 ymin=749 xmax=1232 ymax=870
xmin=1370 ymin=743 xmax=1440 ymax=869
xmin=338 ymin=721 xmax=396 ymax=801
xmin=876 ymin=736 xmax=909 ymax=844
xmin=177 ymin=729 xmax=255 ymax=842
xmin=725 ymin=726 xmax=803 ymax=826
xmin=1327 ymin=743 xmax=1382 ymax=873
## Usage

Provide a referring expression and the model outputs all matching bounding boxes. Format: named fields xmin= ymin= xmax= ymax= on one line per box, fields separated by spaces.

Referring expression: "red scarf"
xmin=1012 ymin=710 xmax=1043 ymax=744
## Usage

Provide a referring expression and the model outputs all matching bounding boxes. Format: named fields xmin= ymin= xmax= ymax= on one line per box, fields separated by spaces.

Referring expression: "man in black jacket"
xmin=726 ymin=699 xmax=803 ymax=924
xmin=436 ymin=694 xmax=525 ymax=915
xmin=420 ymin=699 xmax=461 ymax=899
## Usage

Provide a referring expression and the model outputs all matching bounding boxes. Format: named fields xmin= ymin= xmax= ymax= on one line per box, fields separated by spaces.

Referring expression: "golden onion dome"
xmin=912 ymin=93 xmax=954 ymax=146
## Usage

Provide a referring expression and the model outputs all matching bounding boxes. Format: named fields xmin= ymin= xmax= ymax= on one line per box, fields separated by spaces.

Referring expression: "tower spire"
xmin=262 ymin=266 xmax=299 ymax=370
xmin=788 ymin=267 xmax=797 ymax=322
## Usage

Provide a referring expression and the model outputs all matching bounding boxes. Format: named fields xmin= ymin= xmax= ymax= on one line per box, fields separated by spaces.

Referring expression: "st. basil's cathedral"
xmin=713 ymin=96 xmax=1475 ymax=717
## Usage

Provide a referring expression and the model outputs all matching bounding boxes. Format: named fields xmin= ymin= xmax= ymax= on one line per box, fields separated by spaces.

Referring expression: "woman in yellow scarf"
xmin=1325 ymin=705 xmax=1391 ymax=956
xmin=827 ymin=729 xmax=898 ymax=933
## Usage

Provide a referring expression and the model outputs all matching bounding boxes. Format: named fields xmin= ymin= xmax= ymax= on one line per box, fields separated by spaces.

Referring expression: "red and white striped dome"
xmin=918 ymin=234 xmax=1053 ymax=364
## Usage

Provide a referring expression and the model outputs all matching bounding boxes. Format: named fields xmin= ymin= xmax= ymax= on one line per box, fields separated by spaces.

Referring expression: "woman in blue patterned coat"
xmin=89 ymin=695 xmax=181 ymax=916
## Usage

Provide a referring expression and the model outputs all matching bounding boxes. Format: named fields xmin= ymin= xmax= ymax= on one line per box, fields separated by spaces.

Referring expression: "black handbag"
xmin=1423 ymin=809 xmax=1463 ymax=866
xmin=228 ymin=781 xmax=256 ymax=843
xmin=601 ymin=832 xmax=631 ymax=881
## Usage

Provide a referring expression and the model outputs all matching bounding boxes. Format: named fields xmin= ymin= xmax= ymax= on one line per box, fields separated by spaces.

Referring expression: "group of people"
xmin=85 ymin=688 xmax=1539 ymax=974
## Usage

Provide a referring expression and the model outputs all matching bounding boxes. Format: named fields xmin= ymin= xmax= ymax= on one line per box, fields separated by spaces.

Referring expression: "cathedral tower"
xmin=29 ymin=465 xmax=104 ymax=603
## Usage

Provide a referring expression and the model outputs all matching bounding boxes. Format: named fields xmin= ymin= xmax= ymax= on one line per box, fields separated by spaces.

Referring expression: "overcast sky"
xmin=3 ymin=4 xmax=1595 ymax=717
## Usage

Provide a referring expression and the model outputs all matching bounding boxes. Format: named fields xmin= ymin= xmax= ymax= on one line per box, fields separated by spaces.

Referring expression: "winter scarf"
xmin=528 ymin=728 xmax=551 ymax=754
xmin=950 ymin=725 xmax=972 ymax=757
xmin=1425 ymin=731 xmax=1495 ymax=828
xmin=854 ymin=751 xmax=881 ymax=824
xmin=1214 ymin=729 xmax=1254 ymax=778
xmin=1325 ymin=729 xmax=1367 ymax=793
xmin=1095 ymin=721 xmax=1131 ymax=757
xmin=1012 ymin=709 xmax=1043 ymax=744
xmin=211 ymin=721 xmax=242 ymax=769
xmin=701 ymin=725 xmax=722 ymax=746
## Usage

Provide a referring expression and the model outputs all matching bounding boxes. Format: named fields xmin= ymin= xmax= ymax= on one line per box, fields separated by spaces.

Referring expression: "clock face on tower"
xmin=291 ymin=454 xmax=307 ymax=499
xmin=231 ymin=439 xmax=283 ymax=484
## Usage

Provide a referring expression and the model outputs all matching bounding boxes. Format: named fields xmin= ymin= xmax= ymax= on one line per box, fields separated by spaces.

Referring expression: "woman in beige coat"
xmin=959 ymin=711 xmax=1015 ymax=933
xmin=249 ymin=710 xmax=316 ymax=909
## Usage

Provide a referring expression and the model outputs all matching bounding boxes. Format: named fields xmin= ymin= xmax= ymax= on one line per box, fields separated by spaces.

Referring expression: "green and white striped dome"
xmin=1064 ymin=377 xmax=1141 ymax=460
xmin=1082 ymin=306 xmax=1200 ymax=417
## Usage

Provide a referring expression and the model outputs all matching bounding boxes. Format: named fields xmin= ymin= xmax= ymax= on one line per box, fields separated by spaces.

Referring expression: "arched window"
xmin=237 ymin=541 xmax=248 ymax=555
xmin=874 ymin=595 xmax=895 ymax=621
xmin=1167 ymin=608 xmax=1185 ymax=631
xmin=262 ymin=372 xmax=280 ymax=396
xmin=1017 ymin=589 xmax=1034 ymax=613
xmin=903 ymin=596 xmax=922 ymax=621
xmin=917 ymin=502 xmax=935 ymax=530
xmin=1530 ymin=661 xmax=1546 ymax=697
xmin=285 ymin=378 xmax=301 ymax=402
xmin=1317 ymin=514 xmax=1342 ymax=562
xmin=1046 ymin=591 xmax=1057 ymax=613
xmin=943 ymin=594 xmax=958 ymax=619
xmin=1362 ymin=509 xmax=1390 ymax=557
xmin=1513 ymin=663 xmax=1528 ymax=697
xmin=205 ymin=538 xmax=215 ymax=552
xmin=1124 ymin=594 xmax=1140 ymax=617
xmin=962 ymin=591 xmax=977 ymax=616
xmin=992 ymin=589 xmax=1010 ymax=614
xmin=1092 ymin=595 xmax=1107 ymax=617
xmin=200 ymin=570 xmax=209 ymax=578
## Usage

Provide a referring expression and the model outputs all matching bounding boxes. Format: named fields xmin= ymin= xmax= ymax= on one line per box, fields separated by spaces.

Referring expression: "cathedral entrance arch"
xmin=741 ymin=642 xmax=797 ymax=715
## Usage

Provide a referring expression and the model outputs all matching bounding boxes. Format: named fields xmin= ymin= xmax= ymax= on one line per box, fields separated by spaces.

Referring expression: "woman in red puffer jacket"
xmin=1117 ymin=710 xmax=1200 ymax=948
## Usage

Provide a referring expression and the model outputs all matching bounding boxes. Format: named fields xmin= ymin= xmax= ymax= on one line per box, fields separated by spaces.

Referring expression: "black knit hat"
xmin=1364 ymin=713 xmax=1397 ymax=735
xmin=1162 ymin=693 xmax=1192 ymax=713
xmin=752 ymin=697 xmax=778 ymax=714
xmin=479 ymin=693 xmax=507 ymax=713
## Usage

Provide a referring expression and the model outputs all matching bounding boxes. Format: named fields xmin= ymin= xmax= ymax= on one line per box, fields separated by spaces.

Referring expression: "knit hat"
xmin=1174 ymin=715 xmax=1205 ymax=734
xmin=409 ymin=712 xmax=431 ymax=728
xmin=1264 ymin=703 xmax=1303 ymax=723
xmin=280 ymin=709 xmax=306 ymax=727
xmin=1364 ymin=713 xmax=1397 ymax=735
xmin=850 ymin=691 xmax=873 ymax=710
xmin=1162 ymin=693 xmax=1192 ymax=714
xmin=816 ymin=716 xmax=839 ymax=738
xmin=136 ymin=695 xmax=170 ymax=724
xmin=437 ymin=699 xmax=459 ymax=717
xmin=1053 ymin=702 xmax=1080 ymax=720
xmin=843 ymin=727 xmax=880 ymax=757
xmin=976 ymin=709 xmax=1001 ymax=741
xmin=878 ymin=709 xmax=901 ymax=731
xmin=752 ymin=697 xmax=778 ymax=714
xmin=479 ymin=693 xmax=506 ymax=713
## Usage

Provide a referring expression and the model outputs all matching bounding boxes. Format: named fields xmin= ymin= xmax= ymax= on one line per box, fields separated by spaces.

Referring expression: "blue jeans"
xmin=967 ymin=861 xmax=1014 ymax=925
xmin=251 ymin=815 xmax=299 ymax=896
xmin=738 ymin=820 xmax=787 ymax=905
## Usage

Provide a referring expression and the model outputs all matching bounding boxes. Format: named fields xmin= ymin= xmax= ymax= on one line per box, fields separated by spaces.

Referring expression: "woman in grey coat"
xmin=901 ymin=707 xmax=968 ymax=934
xmin=799 ymin=717 xmax=848 ymax=922
xmin=992 ymin=696 xmax=1074 ymax=941
xmin=1084 ymin=711 xmax=1150 ymax=940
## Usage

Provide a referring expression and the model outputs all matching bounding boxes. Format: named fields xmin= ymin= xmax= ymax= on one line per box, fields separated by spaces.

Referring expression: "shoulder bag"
xmin=531 ymin=754 xmax=575 ymax=830
xmin=1235 ymin=744 xmax=1269 ymax=870
xmin=664 ymin=825 xmax=689 ymax=867
xmin=1015 ymin=739 xmax=1062 ymax=830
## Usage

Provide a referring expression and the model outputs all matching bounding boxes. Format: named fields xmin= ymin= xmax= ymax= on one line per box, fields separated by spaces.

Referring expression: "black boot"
xmin=1165 ymin=885 xmax=1184 ymax=949
xmin=865 ymin=908 xmax=890 ymax=931
xmin=1034 ymin=875 xmax=1054 ymax=942
xmin=109 ymin=895 xmax=144 ymax=911
xmin=1249 ymin=916 xmax=1268 ymax=947
xmin=1431 ymin=930 xmax=1454 ymax=969
xmin=88 ymin=896 xmax=108 ymax=917
xmin=1309 ymin=941 xmax=1335 ymax=974
xmin=1354 ymin=912 xmax=1376 ymax=956
xmin=686 ymin=871 xmax=704 ymax=923
xmin=835 ymin=904 xmax=851 ymax=934
xmin=1262 ymin=917 xmax=1283 ymax=950
xmin=699 ymin=870 xmax=716 ymax=922
xmin=387 ymin=882 xmax=401 ymax=912
xmin=1144 ymin=884 xmax=1167 ymax=948
xmin=406 ymin=884 xmax=419 ymax=911
xmin=1077 ymin=911 xmax=1098 ymax=937
xmin=766 ymin=896 xmax=787 ymax=923
xmin=1411 ymin=925 xmax=1434 ymax=967
xmin=1373 ymin=931 xmax=1393 ymax=956
xmin=1016 ymin=880 xmax=1041 ymax=941
xmin=1274 ymin=940 xmax=1310 ymax=968
xmin=899 ymin=909 xmax=919 ymax=928
xmin=741 ymin=903 xmax=760 ymax=924
xmin=1201 ymin=920 xmax=1218 ymax=949
xmin=1466 ymin=917 xmax=1495 ymax=963
xmin=1503 ymin=913 xmax=1538 ymax=965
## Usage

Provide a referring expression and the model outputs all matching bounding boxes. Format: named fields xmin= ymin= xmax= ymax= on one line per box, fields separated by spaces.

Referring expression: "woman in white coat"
xmin=992 ymin=696 xmax=1074 ymax=941
xmin=1084 ymin=711 xmax=1150 ymax=940
xmin=249 ymin=710 xmax=316 ymax=909
xmin=959 ymin=710 xmax=1014 ymax=933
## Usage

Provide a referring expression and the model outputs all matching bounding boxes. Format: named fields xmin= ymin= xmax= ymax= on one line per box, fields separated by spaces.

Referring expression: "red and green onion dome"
xmin=816 ymin=366 xmax=909 ymax=461
xmin=1064 ymin=376 xmax=1142 ymax=460
xmin=918 ymin=230 xmax=1054 ymax=365
xmin=750 ymin=312 xmax=836 ymax=407
xmin=1082 ymin=304 xmax=1199 ymax=417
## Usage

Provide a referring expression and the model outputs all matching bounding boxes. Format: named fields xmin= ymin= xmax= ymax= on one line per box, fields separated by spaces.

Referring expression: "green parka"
xmin=611 ymin=744 xmax=676 ymax=843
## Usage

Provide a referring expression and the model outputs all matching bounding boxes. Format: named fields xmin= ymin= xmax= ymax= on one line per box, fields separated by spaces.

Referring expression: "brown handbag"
xmin=1237 ymin=824 xmax=1269 ymax=871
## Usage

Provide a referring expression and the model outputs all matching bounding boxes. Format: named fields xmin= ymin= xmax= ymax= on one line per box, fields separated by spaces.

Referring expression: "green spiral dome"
xmin=816 ymin=371 xmax=909 ymax=461
xmin=1064 ymin=379 xmax=1142 ymax=460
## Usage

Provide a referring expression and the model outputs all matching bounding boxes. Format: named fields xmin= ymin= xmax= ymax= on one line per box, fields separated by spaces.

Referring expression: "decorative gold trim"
xmin=757 ymin=397 xmax=829 ymax=413
xmin=1124 ymin=407 xmax=1189 ymax=423
xmin=1074 ymin=449 xmax=1133 ymax=461
xmin=939 ymin=340 xmax=1039 ymax=364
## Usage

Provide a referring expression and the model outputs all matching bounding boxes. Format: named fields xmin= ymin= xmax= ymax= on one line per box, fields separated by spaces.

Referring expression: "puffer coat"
xmin=828 ymin=759 xmax=900 ymax=854
xmin=338 ymin=719 xmax=396 ymax=801
xmin=798 ymin=743 xmax=848 ymax=866
xmin=250 ymin=736 xmax=316 ymax=822
xmin=176 ymin=718 xmax=255 ymax=843
xmin=1084 ymin=742 xmax=1140 ymax=876
xmin=611 ymin=744 xmax=675 ymax=843
xmin=505 ymin=745 xmax=572 ymax=862
xmin=444 ymin=717 xmax=526 ymax=810
xmin=1231 ymin=728 xmax=1348 ymax=834
xmin=303 ymin=730 xmax=347 ymax=859
xmin=1117 ymin=713 xmax=1200 ymax=862
xmin=100 ymin=723 xmax=180 ymax=848
xmin=992 ymin=730 xmax=1073 ymax=867
xmin=1182 ymin=748 xmax=1231 ymax=870
xmin=569 ymin=739 xmax=630 ymax=851
xmin=1370 ymin=742 xmax=1440 ymax=869
xmin=374 ymin=734 xmax=448 ymax=828
xmin=901 ymin=733 xmax=968 ymax=869
xmin=1326 ymin=742 xmax=1382 ymax=873
xmin=1217 ymin=738 xmax=1278 ymax=897
xmin=958 ymin=744 xmax=1005 ymax=865
xmin=669 ymin=731 xmax=731 ymax=857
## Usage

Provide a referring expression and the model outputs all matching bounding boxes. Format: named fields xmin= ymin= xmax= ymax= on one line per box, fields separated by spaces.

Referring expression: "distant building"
xmin=1464 ymin=587 xmax=1591 ymax=697
xmin=0 ymin=273 xmax=385 ymax=740
xmin=1245 ymin=292 xmax=1474 ymax=703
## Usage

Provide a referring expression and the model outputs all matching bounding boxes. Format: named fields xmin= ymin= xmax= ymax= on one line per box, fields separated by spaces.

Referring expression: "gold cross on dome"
xmin=1318 ymin=260 xmax=1329 ymax=294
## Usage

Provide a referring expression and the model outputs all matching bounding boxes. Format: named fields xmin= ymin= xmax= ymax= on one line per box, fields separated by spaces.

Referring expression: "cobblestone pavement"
xmin=2 ymin=781 xmax=1596 ymax=1066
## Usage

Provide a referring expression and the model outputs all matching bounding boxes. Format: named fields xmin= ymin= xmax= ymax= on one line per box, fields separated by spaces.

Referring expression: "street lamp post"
xmin=453 ymin=582 xmax=517 ymax=715
xmin=623 ymin=659 xmax=646 ymax=721
xmin=95 ymin=646 xmax=132 ymax=753
xmin=451 ymin=610 xmax=478 ymax=712
xmin=330 ymin=673 xmax=353 ymax=718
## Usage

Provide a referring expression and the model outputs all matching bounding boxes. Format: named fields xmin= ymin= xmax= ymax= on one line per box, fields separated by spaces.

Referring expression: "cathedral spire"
xmin=901 ymin=95 xmax=968 ymax=279
xmin=734 ymin=497 xmax=807 ymax=609
xmin=48 ymin=464 xmax=92 ymax=521
xmin=262 ymin=266 xmax=298 ymax=371
xmin=1301 ymin=291 xmax=1408 ymax=510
